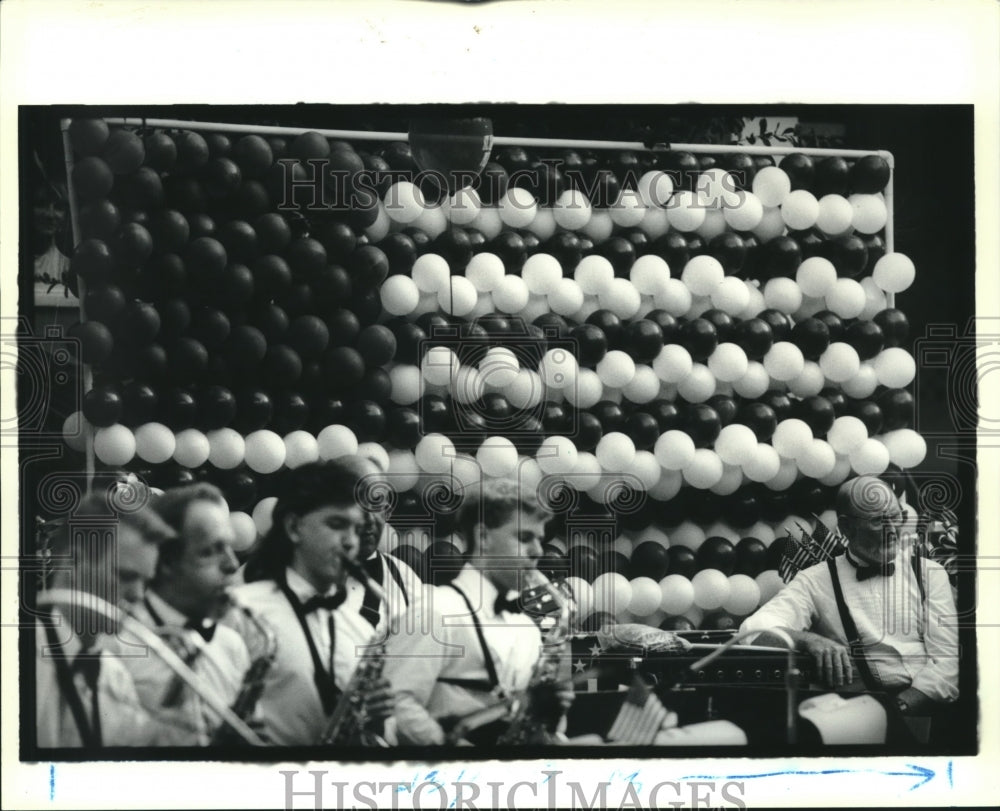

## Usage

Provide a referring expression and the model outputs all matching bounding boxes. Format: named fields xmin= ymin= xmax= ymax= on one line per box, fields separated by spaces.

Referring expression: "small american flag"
xmin=779 ymin=515 xmax=848 ymax=583
xmin=605 ymin=674 xmax=671 ymax=744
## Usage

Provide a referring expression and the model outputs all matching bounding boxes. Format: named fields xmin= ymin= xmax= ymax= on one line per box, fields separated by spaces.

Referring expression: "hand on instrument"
xmin=362 ymin=678 xmax=396 ymax=722
xmin=799 ymin=634 xmax=853 ymax=688
xmin=556 ymin=685 xmax=575 ymax=712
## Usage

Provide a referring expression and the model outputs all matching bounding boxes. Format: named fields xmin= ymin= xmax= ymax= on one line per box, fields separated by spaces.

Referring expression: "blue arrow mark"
xmin=681 ymin=763 xmax=935 ymax=792
xmin=49 ymin=765 xmax=55 ymax=801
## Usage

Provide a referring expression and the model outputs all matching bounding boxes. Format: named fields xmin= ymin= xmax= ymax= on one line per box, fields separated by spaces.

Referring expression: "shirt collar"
xmin=452 ymin=563 xmax=504 ymax=618
xmin=145 ymin=589 xmax=191 ymax=627
xmin=285 ymin=566 xmax=343 ymax=603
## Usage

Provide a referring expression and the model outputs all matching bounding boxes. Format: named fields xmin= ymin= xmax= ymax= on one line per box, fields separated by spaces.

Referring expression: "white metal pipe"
xmin=60 ymin=119 xmax=95 ymax=492
xmin=880 ymin=150 xmax=897 ymax=310
xmin=101 ymin=117 xmax=885 ymax=157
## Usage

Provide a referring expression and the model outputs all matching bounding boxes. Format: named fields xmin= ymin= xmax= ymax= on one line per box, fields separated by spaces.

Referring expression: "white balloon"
xmin=828 ymin=416 xmax=869 ymax=454
xmin=815 ymin=194 xmax=854 ymax=235
xmin=752 ymin=166 xmax=792 ymax=208
xmin=872 ymin=252 xmax=916 ymax=294
xmin=676 ymin=363 xmax=716 ymax=403
xmin=743 ymin=444 xmax=782 ymax=482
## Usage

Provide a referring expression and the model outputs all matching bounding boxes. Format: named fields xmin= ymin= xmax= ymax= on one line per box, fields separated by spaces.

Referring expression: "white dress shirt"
xmin=119 ymin=591 xmax=252 ymax=746
xmin=230 ymin=568 xmax=388 ymax=745
xmin=740 ymin=551 xmax=959 ymax=702
xmin=35 ymin=609 xmax=154 ymax=748
xmin=383 ymin=563 xmax=543 ymax=745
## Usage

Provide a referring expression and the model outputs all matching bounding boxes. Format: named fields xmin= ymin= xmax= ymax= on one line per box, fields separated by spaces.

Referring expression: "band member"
xmin=740 ymin=475 xmax=958 ymax=738
xmin=35 ymin=492 xmax=175 ymax=748
xmin=337 ymin=455 xmax=422 ymax=637
xmin=232 ymin=460 xmax=397 ymax=745
xmin=382 ymin=478 xmax=554 ymax=745
xmin=121 ymin=483 xmax=253 ymax=745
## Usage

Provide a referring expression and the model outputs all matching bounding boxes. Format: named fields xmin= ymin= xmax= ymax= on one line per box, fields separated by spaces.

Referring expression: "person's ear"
xmin=283 ymin=513 xmax=300 ymax=544
xmin=471 ymin=524 xmax=487 ymax=555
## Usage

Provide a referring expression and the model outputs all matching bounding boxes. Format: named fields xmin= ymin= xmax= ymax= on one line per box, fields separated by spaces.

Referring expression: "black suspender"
xmin=827 ymin=553 xmax=929 ymax=693
xmin=360 ymin=554 xmax=410 ymax=629
xmin=827 ymin=558 xmax=881 ymax=692
xmin=436 ymin=584 xmax=499 ymax=693
xmin=39 ymin=612 xmax=103 ymax=748
xmin=276 ymin=578 xmax=341 ymax=714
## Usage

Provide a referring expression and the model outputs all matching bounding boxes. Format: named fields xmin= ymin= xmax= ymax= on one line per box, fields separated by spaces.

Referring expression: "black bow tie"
xmin=494 ymin=593 xmax=523 ymax=615
xmin=185 ymin=617 xmax=217 ymax=643
xmin=302 ymin=591 xmax=347 ymax=614
xmin=852 ymin=560 xmax=896 ymax=581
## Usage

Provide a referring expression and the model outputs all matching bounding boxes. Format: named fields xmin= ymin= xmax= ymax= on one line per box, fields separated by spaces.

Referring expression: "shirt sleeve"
xmin=382 ymin=585 xmax=449 ymax=745
xmin=909 ymin=561 xmax=960 ymax=703
xmin=739 ymin=570 xmax=820 ymax=642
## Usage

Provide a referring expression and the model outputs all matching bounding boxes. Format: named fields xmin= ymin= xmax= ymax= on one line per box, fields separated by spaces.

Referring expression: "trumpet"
xmin=319 ymin=557 xmax=391 ymax=747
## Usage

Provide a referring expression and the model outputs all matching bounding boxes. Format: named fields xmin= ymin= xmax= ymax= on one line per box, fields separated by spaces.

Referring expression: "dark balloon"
xmin=680 ymin=318 xmax=718 ymax=362
xmin=644 ymin=399 xmax=683 ymax=433
xmin=571 ymin=323 xmax=609 ymax=366
xmin=756 ymin=309 xmax=793 ymax=342
xmin=814 ymin=156 xmax=850 ymax=197
xmin=827 ymin=233 xmax=869 ymax=278
xmin=873 ymin=308 xmax=909 ymax=348
xmin=759 ymin=390 xmax=793 ymax=422
xmin=624 ymin=319 xmax=664 ymax=363
xmin=573 ymin=411 xmax=603 ymax=452
xmin=845 ymin=320 xmax=885 ymax=360
xmin=735 ymin=317 xmax=774 ymax=360
xmin=877 ymin=388 xmax=914 ymax=431
xmin=850 ymin=155 xmax=891 ymax=194
xmin=649 ymin=232 xmax=690 ymax=270
xmin=586 ymin=310 xmax=625 ymax=351
xmin=734 ymin=537 xmax=769 ymax=578
xmin=737 ymin=402 xmax=778 ymax=442
xmin=726 ymin=489 xmax=761 ymax=528
xmin=762 ymin=236 xmax=803 ymax=279
xmin=779 ymin=153 xmax=815 ymax=191
xmin=846 ymin=399 xmax=884 ymax=435
xmin=628 ymin=541 xmax=671 ymax=580
xmin=706 ymin=394 xmax=737 ymax=427
xmin=198 ymin=385 xmax=237 ymax=430
xmin=234 ymin=389 xmax=273 ymax=432
xmin=625 ymin=411 xmax=660 ymax=450
xmin=795 ymin=396 xmax=836 ymax=437
xmin=666 ymin=545 xmax=698 ymax=579
xmin=792 ymin=317 xmax=831 ymax=360
xmin=709 ymin=231 xmax=747 ymax=275
xmin=591 ymin=400 xmax=627 ymax=434
xmin=685 ymin=403 xmax=722 ymax=448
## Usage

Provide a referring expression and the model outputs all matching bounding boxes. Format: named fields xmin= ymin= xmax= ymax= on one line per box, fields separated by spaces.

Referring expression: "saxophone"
xmin=319 ymin=559 xmax=391 ymax=747
xmin=496 ymin=571 xmax=577 ymax=745
xmin=209 ymin=595 xmax=277 ymax=746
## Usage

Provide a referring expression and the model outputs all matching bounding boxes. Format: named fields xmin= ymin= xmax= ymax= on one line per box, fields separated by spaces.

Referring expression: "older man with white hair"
xmin=740 ymin=475 xmax=958 ymax=732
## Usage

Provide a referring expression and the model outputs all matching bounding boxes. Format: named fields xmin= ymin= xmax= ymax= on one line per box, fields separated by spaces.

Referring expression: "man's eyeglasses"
xmin=839 ymin=510 xmax=909 ymax=532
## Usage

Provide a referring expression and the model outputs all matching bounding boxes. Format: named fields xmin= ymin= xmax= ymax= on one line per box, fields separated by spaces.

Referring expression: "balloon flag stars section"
xmin=62 ymin=118 xmax=922 ymax=626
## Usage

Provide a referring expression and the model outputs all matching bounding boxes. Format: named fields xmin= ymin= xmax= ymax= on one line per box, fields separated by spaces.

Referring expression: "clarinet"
xmin=319 ymin=558 xmax=392 ymax=747
xmin=496 ymin=571 xmax=577 ymax=745
xmin=210 ymin=596 xmax=277 ymax=746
